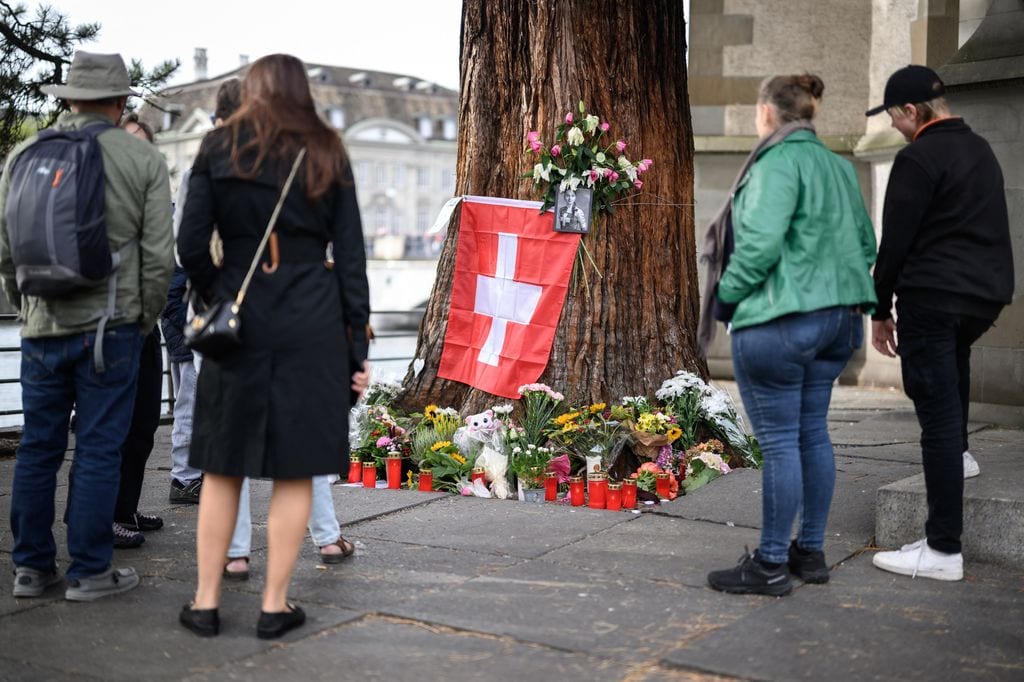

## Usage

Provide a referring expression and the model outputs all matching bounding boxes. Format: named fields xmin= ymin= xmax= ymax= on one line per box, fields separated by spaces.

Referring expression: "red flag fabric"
xmin=437 ymin=196 xmax=581 ymax=399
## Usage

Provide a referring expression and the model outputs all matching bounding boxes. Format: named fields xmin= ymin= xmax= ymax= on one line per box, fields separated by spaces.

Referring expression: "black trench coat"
xmin=178 ymin=129 xmax=370 ymax=479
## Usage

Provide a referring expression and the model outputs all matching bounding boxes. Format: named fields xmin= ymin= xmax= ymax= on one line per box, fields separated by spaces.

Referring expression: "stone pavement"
xmin=0 ymin=384 xmax=1021 ymax=681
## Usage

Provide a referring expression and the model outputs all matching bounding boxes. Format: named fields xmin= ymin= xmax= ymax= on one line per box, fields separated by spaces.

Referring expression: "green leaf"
xmin=578 ymin=100 xmax=585 ymax=114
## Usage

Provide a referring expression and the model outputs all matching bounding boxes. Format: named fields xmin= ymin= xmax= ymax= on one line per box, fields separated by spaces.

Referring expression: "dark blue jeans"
xmin=731 ymin=307 xmax=861 ymax=564
xmin=896 ymin=301 xmax=994 ymax=554
xmin=10 ymin=325 xmax=143 ymax=580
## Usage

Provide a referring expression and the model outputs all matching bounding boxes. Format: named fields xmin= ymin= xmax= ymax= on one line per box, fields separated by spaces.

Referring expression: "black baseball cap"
xmin=865 ymin=65 xmax=946 ymax=116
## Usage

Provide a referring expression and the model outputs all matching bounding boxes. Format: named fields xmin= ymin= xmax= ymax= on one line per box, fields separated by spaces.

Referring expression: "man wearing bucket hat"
xmin=0 ymin=52 xmax=174 ymax=600
xmin=866 ymin=65 xmax=1014 ymax=581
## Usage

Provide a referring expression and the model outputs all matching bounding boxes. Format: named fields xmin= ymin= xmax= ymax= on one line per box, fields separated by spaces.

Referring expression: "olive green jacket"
xmin=717 ymin=130 xmax=877 ymax=329
xmin=0 ymin=112 xmax=174 ymax=337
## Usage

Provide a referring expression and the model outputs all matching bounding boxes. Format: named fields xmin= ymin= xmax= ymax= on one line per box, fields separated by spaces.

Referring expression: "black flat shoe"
xmin=257 ymin=604 xmax=305 ymax=639
xmin=179 ymin=603 xmax=220 ymax=637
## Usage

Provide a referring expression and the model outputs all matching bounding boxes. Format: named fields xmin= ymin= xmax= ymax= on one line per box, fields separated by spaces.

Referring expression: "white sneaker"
xmin=963 ymin=450 xmax=980 ymax=479
xmin=872 ymin=539 xmax=963 ymax=581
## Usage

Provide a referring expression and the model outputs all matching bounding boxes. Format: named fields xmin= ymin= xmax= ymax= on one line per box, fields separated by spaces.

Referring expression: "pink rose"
xmin=634 ymin=180 xmax=643 ymax=189
xmin=600 ymin=122 xmax=610 ymax=132
xmin=565 ymin=112 xmax=573 ymax=124
xmin=550 ymin=144 xmax=561 ymax=157
xmin=609 ymin=171 xmax=620 ymax=182
xmin=527 ymin=130 xmax=540 ymax=142
xmin=530 ymin=139 xmax=542 ymax=153
xmin=588 ymin=169 xmax=601 ymax=183
xmin=615 ymin=139 xmax=627 ymax=153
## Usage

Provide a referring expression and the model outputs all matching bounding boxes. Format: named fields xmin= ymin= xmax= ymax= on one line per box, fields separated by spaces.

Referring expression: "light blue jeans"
xmin=227 ymin=476 xmax=341 ymax=559
xmin=169 ymin=357 xmax=202 ymax=484
xmin=731 ymin=306 xmax=861 ymax=564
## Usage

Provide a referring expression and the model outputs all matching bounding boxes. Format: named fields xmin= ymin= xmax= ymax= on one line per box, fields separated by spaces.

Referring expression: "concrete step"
xmin=875 ymin=448 xmax=1024 ymax=567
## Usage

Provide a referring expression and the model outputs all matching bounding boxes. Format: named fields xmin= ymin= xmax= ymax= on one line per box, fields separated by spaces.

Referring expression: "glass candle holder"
xmin=606 ymin=482 xmax=622 ymax=511
xmin=655 ymin=472 xmax=671 ymax=499
xmin=471 ymin=466 xmax=486 ymax=483
xmin=347 ymin=457 xmax=362 ymax=484
xmin=569 ymin=476 xmax=585 ymax=506
xmin=587 ymin=472 xmax=607 ymax=509
xmin=418 ymin=468 xmax=433 ymax=492
xmin=386 ymin=456 xmax=402 ymax=489
xmin=621 ymin=478 xmax=637 ymax=509
xmin=362 ymin=463 xmax=377 ymax=488
xmin=544 ymin=471 xmax=559 ymax=502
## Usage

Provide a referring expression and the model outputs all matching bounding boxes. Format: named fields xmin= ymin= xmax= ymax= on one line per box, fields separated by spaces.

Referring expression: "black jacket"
xmin=159 ymin=266 xmax=192 ymax=363
xmin=873 ymin=118 xmax=1014 ymax=321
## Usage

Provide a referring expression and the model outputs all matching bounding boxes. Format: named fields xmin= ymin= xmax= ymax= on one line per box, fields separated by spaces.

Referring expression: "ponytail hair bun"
xmin=759 ymin=73 xmax=825 ymax=122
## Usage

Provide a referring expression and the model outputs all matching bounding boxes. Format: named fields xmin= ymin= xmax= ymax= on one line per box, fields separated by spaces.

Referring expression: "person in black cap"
xmin=866 ymin=65 xmax=1014 ymax=581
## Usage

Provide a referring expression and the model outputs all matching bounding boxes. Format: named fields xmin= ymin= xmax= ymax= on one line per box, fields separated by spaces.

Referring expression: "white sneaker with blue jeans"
xmin=872 ymin=539 xmax=964 ymax=581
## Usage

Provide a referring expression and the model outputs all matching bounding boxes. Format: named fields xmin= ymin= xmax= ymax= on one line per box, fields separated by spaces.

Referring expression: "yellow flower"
xmin=589 ymin=402 xmax=606 ymax=413
xmin=666 ymin=427 xmax=682 ymax=442
xmin=431 ymin=440 xmax=452 ymax=452
xmin=555 ymin=411 xmax=580 ymax=425
xmin=423 ymin=404 xmax=439 ymax=421
xmin=451 ymin=453 xmax=467 ymax=464
xmin=562 ymin=422 xmax=580 ymax=433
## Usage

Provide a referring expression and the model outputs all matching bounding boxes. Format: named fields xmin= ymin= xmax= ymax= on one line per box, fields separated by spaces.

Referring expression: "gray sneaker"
xmin=12 ymin=566 xmax=63 ymax=598
xmin=65 ymin=566 xmax=140 ymax=602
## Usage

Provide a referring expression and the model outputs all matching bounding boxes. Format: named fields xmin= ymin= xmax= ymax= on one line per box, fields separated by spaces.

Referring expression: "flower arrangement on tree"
xmin=526 ymin=100 xmax=652 ymax=215
xmin=544 ymin=401 xmax=625 ymax=469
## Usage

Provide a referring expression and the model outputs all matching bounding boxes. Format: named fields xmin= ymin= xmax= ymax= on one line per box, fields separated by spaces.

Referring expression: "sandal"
xmin=318 ymin=536 xmax=355 ymax=564
xmin=223 ymin=556 xmax=250 ymax=581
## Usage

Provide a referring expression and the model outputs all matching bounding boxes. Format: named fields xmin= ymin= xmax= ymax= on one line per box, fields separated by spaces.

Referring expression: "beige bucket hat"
xmin=40 ymin=51 xmax=139 ymax=100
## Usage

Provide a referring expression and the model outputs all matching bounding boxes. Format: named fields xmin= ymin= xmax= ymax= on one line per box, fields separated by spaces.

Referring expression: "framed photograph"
xmin=553 ymin=186 xmax=592 ymax=234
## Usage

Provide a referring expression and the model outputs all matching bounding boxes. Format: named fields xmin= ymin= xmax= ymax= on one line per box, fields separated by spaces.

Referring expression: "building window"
xmin=355 ymin=161 xmax=369 ymax=186
xmin=375 ymin=164 xmax=388 ymax=186
xmin=441 ymin=169 xmax=455 ymax=194
xmin=393 ymin=165 xmax=405 ymax=189
xmin=442 ymin=118 xmax=456 ymax=140
xmin=328 ymin=107 xmax=345 ymax=129
xmin=417 ymin=166 xmax=430 ymax=187
xmin=418 ymin=116 xmax=433 ymax=138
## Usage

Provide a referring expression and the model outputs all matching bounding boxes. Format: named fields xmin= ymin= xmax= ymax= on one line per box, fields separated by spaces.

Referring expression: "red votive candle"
xmin=606 ymin=482 xmax=622 ymax=511
xmin=418 ymin=468 xmax=433 ymax=492
xmin=621 ymin=479 xmax=637 ymax=509
xmin=347 ymin=457 xmax=362 ymax=484
xmin=362 ymin=463 xmax=377 ymax=488
xmin=588 ymin=472 xmax=607 ymax=509
xmin=471 ymin=466 xmax=486 ymax=483
xmin=386 ymin=456 xmax=402 ymax=489
xmin=656 ymin=472 xmax=671 ymax=499
xmin=569 ymin=476 xmax=585 ymax=506
xmin=544 ymin=471 xmax=558 ymax=501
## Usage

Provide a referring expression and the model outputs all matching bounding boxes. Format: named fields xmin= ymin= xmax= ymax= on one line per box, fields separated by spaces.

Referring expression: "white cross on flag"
xmin=437 ymin=196 xmax=581 ymax=398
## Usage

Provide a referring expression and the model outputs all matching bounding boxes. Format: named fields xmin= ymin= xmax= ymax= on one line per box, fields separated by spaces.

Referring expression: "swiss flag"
xmin=437 ymin=196 xmax=581 ymax=399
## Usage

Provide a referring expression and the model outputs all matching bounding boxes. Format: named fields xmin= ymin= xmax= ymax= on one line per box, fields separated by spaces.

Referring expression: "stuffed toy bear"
xmin=453 ymin=410 xmax=510 ymax=498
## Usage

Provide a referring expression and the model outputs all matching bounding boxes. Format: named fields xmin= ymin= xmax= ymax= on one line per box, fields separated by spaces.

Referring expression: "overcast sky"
xmin=49 ymin=0 xmax=463 ymax=89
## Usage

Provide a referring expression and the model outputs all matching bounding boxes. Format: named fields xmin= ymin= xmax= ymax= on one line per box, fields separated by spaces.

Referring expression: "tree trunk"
xmin=399 ymin=0 xmax=703 ymax=411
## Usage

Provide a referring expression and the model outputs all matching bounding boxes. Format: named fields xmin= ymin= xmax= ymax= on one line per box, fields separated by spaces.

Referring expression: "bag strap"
xmin=234 ymin=148 xmax=306 ymax=307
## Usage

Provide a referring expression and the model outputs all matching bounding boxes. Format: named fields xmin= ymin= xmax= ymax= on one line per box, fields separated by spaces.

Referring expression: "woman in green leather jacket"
xmin=705 ymin=75 xmax=877 ymax=596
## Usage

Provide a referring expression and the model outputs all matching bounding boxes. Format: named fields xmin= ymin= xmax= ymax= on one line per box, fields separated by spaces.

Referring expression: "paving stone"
xmin=0 ymin=659 xmax=99 ymax=681
xmin=346 ymin=495 xmax=631 ymax=559
xmin=182 ymin=615 xmax=632 ymax=682
xmin=380 ymin=555 xmax=765 ymax=663
xmin=661 ymin=553 xmax=1024 ymax=681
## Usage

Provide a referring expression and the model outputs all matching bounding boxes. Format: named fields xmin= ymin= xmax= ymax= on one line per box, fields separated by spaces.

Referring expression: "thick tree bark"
xmin=399 ymin=0 xmax=703 ymax=411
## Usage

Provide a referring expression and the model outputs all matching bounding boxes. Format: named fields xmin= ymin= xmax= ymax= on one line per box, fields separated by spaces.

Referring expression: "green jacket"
xmin=0 ymin=112 xmax=174 ymax=337
xmin=718 ymin=130 xmax=877 ymax=330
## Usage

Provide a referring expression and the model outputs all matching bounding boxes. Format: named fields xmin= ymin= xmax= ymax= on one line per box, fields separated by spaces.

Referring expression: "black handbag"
xmin=184 ymin=148 xmax=306 ymax=358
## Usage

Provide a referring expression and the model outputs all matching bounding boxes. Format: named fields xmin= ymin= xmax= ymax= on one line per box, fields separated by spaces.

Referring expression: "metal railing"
xmin=0 ymin=310 xmax=420 ymax=425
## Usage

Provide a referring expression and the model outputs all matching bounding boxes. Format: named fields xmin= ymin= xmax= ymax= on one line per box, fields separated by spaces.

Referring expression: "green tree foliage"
xmin=0 ymin=1 xmax=179 ymax=158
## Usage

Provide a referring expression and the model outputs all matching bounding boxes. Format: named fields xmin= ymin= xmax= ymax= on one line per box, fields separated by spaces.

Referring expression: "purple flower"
xmin=550 ymin=144 xmax=561 ymax=157
xmin=565 ymin=112 xmax=574 ymax=124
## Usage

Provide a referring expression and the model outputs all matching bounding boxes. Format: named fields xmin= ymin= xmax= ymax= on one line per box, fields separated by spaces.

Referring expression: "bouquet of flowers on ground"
xmin=683 ymin=439 xmax=731 ymax=493
xmin=545 ymin=401 xmax=625 ymax=471
xmin=508 ymin=443 xmax=552 ymax=489
xmin=517 ymin=383 xmax=564 ymax=447
xmin=620 ymin=396 xmax=683 ymax=460
xmin=417 ymin=439 xmax=474 ymax=493
xmin=699 ymin=387 xmax=762 ymax=468
xmin=525 ymin=100 xmax=651 ymax=215
xmin=655 ymin=370 xmax=711 ymax=449
xmin=351 ymin=404 xmax=406 ymax=469
xmin=631 ymin=461 xmax=679 ymax=501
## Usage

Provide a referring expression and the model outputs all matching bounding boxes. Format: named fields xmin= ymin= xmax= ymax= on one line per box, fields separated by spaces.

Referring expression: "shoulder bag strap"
xmin=234 ymin=147 xmax=306 ymax=306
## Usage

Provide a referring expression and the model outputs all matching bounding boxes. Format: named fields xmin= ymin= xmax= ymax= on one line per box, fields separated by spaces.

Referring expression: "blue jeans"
xmin=11 ymin=325 xmax=143 ymax=579
xmin=731 ymin=307 xmax=861 ymax=564
xmin=169 ymin=357 xmax=202 ymax=483
xmin=227 ymin=476 xmax=340 ymax=558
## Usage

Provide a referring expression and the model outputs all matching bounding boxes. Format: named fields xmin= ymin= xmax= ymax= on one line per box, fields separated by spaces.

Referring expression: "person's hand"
xmin=351 ymin=361 xmax=371 ymax=398
xmin=871 ymin=319 xmax=897 ymax=357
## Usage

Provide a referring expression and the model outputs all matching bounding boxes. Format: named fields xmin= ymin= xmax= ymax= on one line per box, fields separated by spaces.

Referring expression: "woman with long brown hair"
xmin=177 ymin=54 xmax=370 ymax=638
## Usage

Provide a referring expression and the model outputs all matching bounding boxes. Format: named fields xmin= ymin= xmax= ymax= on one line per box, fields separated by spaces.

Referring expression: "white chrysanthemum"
xmin=700 ymin=388 xmax=734 ymax=419
xmin=492 ymin=404 xmax=514 ymax=415
xmin=655 ymin=370 xmax=708 ymax=401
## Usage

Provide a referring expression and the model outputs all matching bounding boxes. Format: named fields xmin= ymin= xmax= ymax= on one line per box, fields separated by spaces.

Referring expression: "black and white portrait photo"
xmin=554 ymin=186 xmax=592 ymax=234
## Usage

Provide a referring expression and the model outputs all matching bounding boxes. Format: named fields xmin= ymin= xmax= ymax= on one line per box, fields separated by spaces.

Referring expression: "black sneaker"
xmin=117 ymin=512 xmax=164 ymax=533
xmin=170 ymin=478 xmax=202 ymax=504
xmin=707 ymin=548 xmax=793 ymax=596
xmin=112 ymin=522 xmax=145 ymax=550
xmin=788 ymin=540 xmax=829 ymax=584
